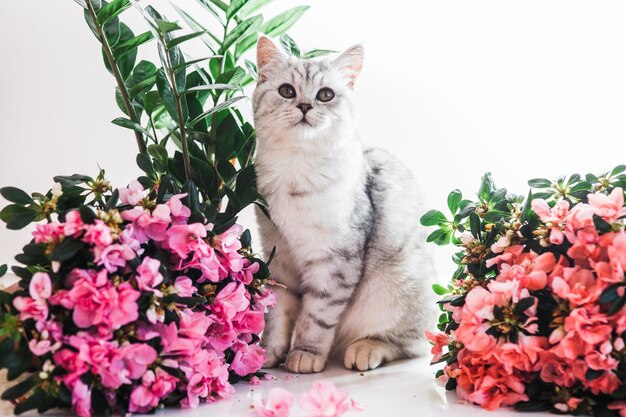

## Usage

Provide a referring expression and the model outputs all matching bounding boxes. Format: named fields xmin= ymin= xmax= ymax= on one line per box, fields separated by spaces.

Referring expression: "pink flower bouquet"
xmin=0 ymin=172 xmax=274 ymax=416
xmin=422 ymin=168 xmax=626 ymax=416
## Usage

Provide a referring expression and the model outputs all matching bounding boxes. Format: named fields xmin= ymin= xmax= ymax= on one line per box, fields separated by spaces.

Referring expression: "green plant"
xmin=75 ymin=0 xmax=324 ymax=218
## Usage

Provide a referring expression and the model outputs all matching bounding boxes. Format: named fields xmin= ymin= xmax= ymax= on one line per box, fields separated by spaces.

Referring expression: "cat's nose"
xmin=297 ymin=103 xmax=313 ymax=115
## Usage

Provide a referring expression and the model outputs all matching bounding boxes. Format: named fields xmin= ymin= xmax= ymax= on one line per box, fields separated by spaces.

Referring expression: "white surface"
xmin=0 ymin=357 xmax=554 ymax=417
xmin=2 ymin=1 xmax=626 ymax=282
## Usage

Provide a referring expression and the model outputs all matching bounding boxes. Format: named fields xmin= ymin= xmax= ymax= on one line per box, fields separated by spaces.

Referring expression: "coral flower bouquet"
xmin=422 ymin=167 xmax=626 ymax=416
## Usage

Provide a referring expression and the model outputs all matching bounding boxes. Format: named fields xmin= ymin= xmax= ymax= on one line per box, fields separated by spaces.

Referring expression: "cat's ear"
xmin=332 ymin=44 xmax=364 ymax=89
xmin=257 ymin=36 xmax=284 ymax=82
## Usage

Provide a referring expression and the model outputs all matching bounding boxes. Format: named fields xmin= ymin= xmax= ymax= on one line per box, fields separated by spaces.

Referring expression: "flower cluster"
xmin=422 ymin=169 xmax=626 ymax=416
xmin=0 ymin=179 xmax=274 ymax=416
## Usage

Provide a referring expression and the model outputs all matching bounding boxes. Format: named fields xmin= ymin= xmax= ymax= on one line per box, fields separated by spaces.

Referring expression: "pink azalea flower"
xmin=29 ymin=272 xmax=52 ymax=300
xmin=13 ymin=272 xmax=52 ymax=321
xmin=83 ymin=220 xmax=113 ymax=248
xmin=233 ymin=309 xmax=265 ymax=336
xmin=424 ymin=329 xmax=450 ymax=363
xmin=174 ymin=276 xmax=196 ymax=297
xmin=532 ymin=199 xmax=570 ymax=244
xmin=253 ymin=287 xmax=277 ymax=312
xmin=71 ymin=380 xmax=92 ymax=417
xmin=255 ymin=388 xmax=294 ymax=417
xmin=119 ymin=343 xmax=158 ymax=380
xmin=564 ymin=308 xmax=612 ymax=345
xmin=178 ymin=309 xmax=213 ymax=341
xmin=63 ymin=210 xmax=85 ymax=237
xmin=551 ymin=266 xmax=600 ymax=306
xmin=609 ymin=401 xmax=626 ymax=417
xmin=167 ymin=223 xmax=208 ymax=258
xmin=233 ymin=259 xmax=260 ymax=285
xmin=213 ymin=282 xmax=249 ymax=320
xmin=496 ymin=251 xmax=555 ymax=290
xmin=195 ymin=248 xmax=222 ymax=283
xmin=298 ymin=381 xmax=351 ymax=417
xmin=107 ymin=282 xmax=140 ymax=329
xmin=588 ymin=187 xmax=626 ymax=223
xmin=490 ymin=236 xmax=510 ymax=254
xmin=32 ymin=222 xmax=63 ymax=244
xmin=119 ymin=180 xmax=144 ymax=206
xmin=166 ymin=193 xmax=191 ymax=224
xmin=95 ymin=243 xmax=135 ymax=273
xmin=135 ymin=257 xmax=164 ymax=293
xmin=129 ymin=368 xmax=178 ymax=413
xmin=230 ymin=342 xmax=265 ymax=376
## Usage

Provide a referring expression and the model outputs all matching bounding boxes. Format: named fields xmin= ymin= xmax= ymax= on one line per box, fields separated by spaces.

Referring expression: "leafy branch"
xmin=84 ymin=0 xmax=147 ymax=154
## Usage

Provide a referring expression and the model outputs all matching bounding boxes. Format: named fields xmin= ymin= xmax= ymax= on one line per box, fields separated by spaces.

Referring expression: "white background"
xmin=1 ymin=0 xmax=626 ymax=282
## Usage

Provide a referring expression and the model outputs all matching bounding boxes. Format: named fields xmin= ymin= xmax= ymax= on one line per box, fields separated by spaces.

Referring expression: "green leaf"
xmin=182 ymin=84 xmax=242 ymax=95
xmin=1 ymin=376 xmax=37 ymax=401
xmin=593 ymin=214 xmax=613 ymax=234
xmin=128 ymin=76 xmax=157 ymax=98
xmin=0 ymin=264 xmax=6 ymax=278
xmin=137 ymin=153 xmax=155 ymax=177
xmin=189 ymin=96 xmax=244 ymax=127
xmin=167 ymin=31 xmax=207 ymax=49
xmin=112 ymin=31 xmax=153 ymax=59
xmin=478 ymin=172 xmax=495 ymax=201
xmin=239 ymin=0 xmax=275 ymax=18
xmin=221 ymin=15 xmax=263 ymax=54
xmin=172 ymin=5 xmax=219 ymax=52
xmin=261 ymin=6 xmax=310 ymax=37
xmin=528 ymin=178 xmax=552 ymax=188
xmin=426 ymin=229 xmax=451 ymax=246
xmin=227 ymin=0 xmax=249 ymax=20
xmin=280 ymin=34 xmax=300 ymax=57
xmin=148 ymin=144 xmax=168 ymax=165
xmin=172 ymin=56 xmax=219 ymax=72
xmin=133 ymin=60 xmax=157 ymax=83
xmin=235 ymin=33 xmax=258 ymax=58
xmin=611 ymin=165 xmax=626 ymax=177
xmin=156 ymin=19 xmax=182 ymax=35
xmin=156 ymin=68 xmax=188 ymax=121
xmin=0 ymin=187 xmax=33 ymax=205
xmin=420 ymin=210 xmax=447 ymax=226
xmin=447 ymin=189 xmax=462 ymax=214
xmin=432 ymin=283 xmax=449 ymax=296
xmin=111 ymin=117 xmax=153 ymax=140
xmin=114 ymin=23 xmax=137 ymax=80
xmin=302 ymin=49 xmax=336 ymax=59
xmin=0 ymin=205 xmax=39 ymax=230
xmin=96 ymin=0 xmax=130 ymax=25
xmin=51 ymin=238 xmax=85 ymax=262
xmin=469 ymin=211 xmax=481 ymax=238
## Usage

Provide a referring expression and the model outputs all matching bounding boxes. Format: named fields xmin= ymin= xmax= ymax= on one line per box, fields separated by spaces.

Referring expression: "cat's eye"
xmin=278 ymin=84 xmax=296 ymax=99
xmin=316 ymin=88 xmax=335 ymax=102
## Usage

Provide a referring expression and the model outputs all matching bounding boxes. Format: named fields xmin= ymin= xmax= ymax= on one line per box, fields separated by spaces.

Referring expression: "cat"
xmin=252 ymin=36 xmax=435 ymax=373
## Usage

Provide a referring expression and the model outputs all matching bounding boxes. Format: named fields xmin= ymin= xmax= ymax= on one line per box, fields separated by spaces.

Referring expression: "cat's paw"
xmin=284 ymin=350 xmax=326 ymax=373
xmin=344 ymin=339 xmax=387 ymax=371
xmin=262 ymin=344 xmax=289 ymax=368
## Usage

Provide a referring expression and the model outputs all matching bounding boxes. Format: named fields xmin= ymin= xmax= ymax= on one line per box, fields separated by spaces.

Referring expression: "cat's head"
xmin=252 ymin=36 xmax=363 ymax=148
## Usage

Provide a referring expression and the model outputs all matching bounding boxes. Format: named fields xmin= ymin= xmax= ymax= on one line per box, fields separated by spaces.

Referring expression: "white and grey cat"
xmin=252 ymin=36 xmax=434 ymax=373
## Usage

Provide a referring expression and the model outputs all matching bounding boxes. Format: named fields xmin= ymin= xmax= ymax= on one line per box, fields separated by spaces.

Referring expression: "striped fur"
xmin=252 ymin=37 xmax=435 ymax=373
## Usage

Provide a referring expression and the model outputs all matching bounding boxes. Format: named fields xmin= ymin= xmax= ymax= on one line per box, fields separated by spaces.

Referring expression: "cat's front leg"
xmin=285 ymin=260 xmax=359 ymax=373
xmin=261 ymin=286 xmax=300 ymax=367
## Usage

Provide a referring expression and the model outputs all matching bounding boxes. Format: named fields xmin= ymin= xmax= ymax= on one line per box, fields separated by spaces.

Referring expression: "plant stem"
xmin=85 ymin=0 xmax=147 ymax=155
xmin=163 ymin=46 xmax=191 ymax=180
xmin=208 ymin=19 xmax=229 ymax=164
